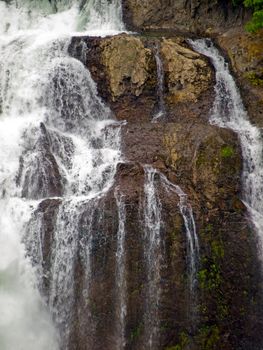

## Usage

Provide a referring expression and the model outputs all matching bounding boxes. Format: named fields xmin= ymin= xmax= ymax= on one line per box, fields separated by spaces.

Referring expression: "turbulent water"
xmin=0 ymin=0 xmax=124 ymax=349
xmin=189 ymin=39 xmax=263 ymax=262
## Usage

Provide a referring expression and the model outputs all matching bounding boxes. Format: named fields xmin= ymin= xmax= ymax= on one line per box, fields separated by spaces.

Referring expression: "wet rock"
xmin=48 ymin=32 xmax=263 ymax=350
xmin=217 ymin=28 xmax=263 ymax=126
xmin=17 ymin=123 xmax=64 ymax=199
xmin=69 ymin=34 xmax=214 ymax=122
xmin=122 ymin=0 xmax=251 ymax=35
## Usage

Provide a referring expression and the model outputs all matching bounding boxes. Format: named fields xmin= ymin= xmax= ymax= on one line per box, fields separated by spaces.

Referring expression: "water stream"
xmin=153 ymin=44 xmax=166 ymax=122
xmin=115 ymin=189 xmax=127 ymax=350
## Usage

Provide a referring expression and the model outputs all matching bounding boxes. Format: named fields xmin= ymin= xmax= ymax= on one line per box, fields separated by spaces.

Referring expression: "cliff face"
xmin=120 ymin=0 xmax=263 ymax=128
xmin=57 ymin=33 xmax=263 ymax=349
xmin=122 ymin=0 xmax=251 ymax=34
xmin=217 ymin=28 xmax=263 ymax=127
xmin=69 ymin=34 xmax=214 ymax=123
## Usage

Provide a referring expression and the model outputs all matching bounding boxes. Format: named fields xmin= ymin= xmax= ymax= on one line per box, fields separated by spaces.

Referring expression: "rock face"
xmin=217 ymin=28 xmax=263 ymax=127
xmin=100 ymin=35 xmax=152 ymax=100
xmin=122 ymin=0 xmax=251 ymax=34
xmin=69 ymin=34 xmax=214 ymax=122
xmin=160 ymin=38 xmax=212 ymax=104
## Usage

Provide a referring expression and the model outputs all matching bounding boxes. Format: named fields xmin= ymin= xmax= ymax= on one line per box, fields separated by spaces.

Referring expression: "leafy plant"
xmin=232 ymin=0 xmax=263 ymax=32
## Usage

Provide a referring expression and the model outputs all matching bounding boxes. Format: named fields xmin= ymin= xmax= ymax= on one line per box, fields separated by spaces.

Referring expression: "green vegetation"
xmin=233 ymin=0 xmax=263 ymax=32
xmin=165 ymin=331 xmax=189 ymax=350
xmin=220 ymin=145 xmax=235 ymax=158
xmin=245 ymin=70 xmax=263 ymax=86
xmin=130 ymin=323 xmax=143 ymax=342
xmin=196 ymin=325 xmax=220 ymax=350
xmin=198 ymin=263 xmax=221 ymax=291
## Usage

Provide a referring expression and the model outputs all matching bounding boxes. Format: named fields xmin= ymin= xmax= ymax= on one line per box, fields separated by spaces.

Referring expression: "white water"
xmin=0 ymin=0 xmax=124 ymax=349
xmin=152 ymin=44 xmax=166 ymax=122
xmin=189 ymin=39 xmax=263 ymax=261
xmin=143 ymin=166 xmax=163 ymax=349
xmin=159 ymin=173 xmax=199 ymax=295
xmin=115 ymin=189 xmax=127 ymax=349
xmin=143 ymin=166 xmax=199 ymax=348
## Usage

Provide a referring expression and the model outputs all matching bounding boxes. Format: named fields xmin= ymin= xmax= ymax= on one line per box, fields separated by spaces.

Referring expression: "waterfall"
xmin=115 ymin=189 xmax=127 ymax=349
xmin=0 ymin=0 xmax=125 ymax=35
xmin=79 ymin=0 xmax=125 ymax=33
xmin=152 ymin=44 xmax=166 ymax=122
xmin=189 ymin=39 xmax=263 ymax=261
xmin=0 ymin=1 xmax=124 ymax=349
xmin=143 ymin=166 xmax=163 ymax=349
xmin=159 ymin=173 xmax=199 ymax=296
xmin=143 ymin=166 xmax=199 ymax=348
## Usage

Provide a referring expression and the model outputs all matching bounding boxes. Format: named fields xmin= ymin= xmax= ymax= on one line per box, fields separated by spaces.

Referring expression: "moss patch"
xmin=195 ymin=325 xmax=220 ymax=350
xmin=244 ymin=70 xmax=263 ymax=86
xmin=220 ymin=145 xmax=235 ymax=158
xmin=165 ymin=331 xmax=190 ymax=350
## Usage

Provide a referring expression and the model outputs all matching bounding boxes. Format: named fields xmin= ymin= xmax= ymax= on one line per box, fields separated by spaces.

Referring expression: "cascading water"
xmin=159 ymin=173 xmax=199 ymax=296
xmin=189 ymin=39 xmax=263 ymax=261
xmin=0 ymin=0 xmax=124 ymax=349
xmin=143 ymin=166 xmax=199 ymax=349
xmin=114 ymin=189 xmax=127 ymax=350
xmin=143 ymin=166 xmax=163 ymax=350
xmin=153 ymin=44 xmax=166 ymax=122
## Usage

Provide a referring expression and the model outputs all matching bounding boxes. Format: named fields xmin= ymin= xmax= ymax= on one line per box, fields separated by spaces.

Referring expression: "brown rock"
xmin=69 ymin=34 xmax=214 ymax=122
xmin=217 ymin=28 xmax=263 ymax=126
xmin=100 ymin=35 xmax=153 ymax=100
xmin=161 ymin=38 xmax=212 ymax=104
xmin=122 ymin=0 xmax=251 ymax=35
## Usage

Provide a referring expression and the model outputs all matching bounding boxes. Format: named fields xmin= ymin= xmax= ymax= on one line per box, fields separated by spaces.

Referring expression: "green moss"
xmin=196 ymin=325 xmax=220 ymax=350
xmin=198 ymin=263 xmax=221 ymax=291
xmin=244 ymin=71 xmax=263 ymax=86
xmin=198 ymin=224 xmax=230 ymax=323
xmin=220 ymin=145 xmax=235 ymax=158
xmin=165 ymin=331 xmax=189 ymax=350
xmin=130 ymin=323 xmax=143 ymax=342
xmin=211 ymin=240 xmax=225 ymax=258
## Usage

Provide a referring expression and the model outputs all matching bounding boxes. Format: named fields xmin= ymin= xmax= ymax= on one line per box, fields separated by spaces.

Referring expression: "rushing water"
xmin=152 ymin=44 xmax=166 ymax=122
xmin=189 ymin=39 xmax=263 ymax=260
xmin=0 ymin=0 xmax=124 ymax=349
xmin=143 ymin=166 xmax=163 ymax=349
xmin=114 ymin=189 xmax=127 ymax=349
xmin=143 ymin=166 xmax=199 ymax=349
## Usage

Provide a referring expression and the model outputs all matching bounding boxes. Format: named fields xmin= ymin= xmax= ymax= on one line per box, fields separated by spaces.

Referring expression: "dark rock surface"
xmin=122 ymin=0 xmax=251 ymax=35
xmin=217 ymin=28 xmax=263 ymax=127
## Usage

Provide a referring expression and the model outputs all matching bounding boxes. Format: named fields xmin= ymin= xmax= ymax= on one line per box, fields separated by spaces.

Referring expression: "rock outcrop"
xmin=160 ymin=38 xmax=212 ymax=104
xmin=122 ymin=0 xmax=251 ymax=35
xmin=217 ymin=28 xmax=263 ymax=127
xmin=69 ymin=34 xmax=214 ymax=122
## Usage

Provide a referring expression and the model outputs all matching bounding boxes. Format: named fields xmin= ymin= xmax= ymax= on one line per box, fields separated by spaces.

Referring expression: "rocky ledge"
xmin=69 ymin=33 xmax=214 ymax=123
